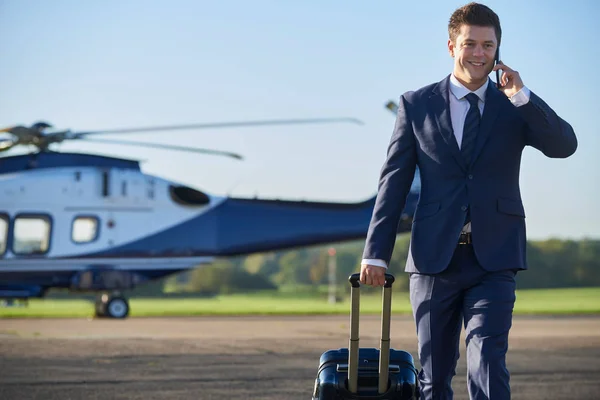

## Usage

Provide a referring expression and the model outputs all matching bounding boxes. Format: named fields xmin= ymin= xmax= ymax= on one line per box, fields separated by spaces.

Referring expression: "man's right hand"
xmin=360 ymin=264 xmax=386 ymax=287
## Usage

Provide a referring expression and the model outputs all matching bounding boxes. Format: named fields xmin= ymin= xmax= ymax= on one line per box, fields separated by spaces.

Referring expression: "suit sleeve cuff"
xmin=361 ymin=259 xmax=388 ymax=269
xmin=510 ymin=86 xmax=531 ymax=107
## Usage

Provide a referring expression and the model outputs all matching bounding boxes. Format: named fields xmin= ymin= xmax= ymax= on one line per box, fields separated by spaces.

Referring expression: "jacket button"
xmin=461 ymin=205 xmax=468 ymax=211
xmin=468 ymin=174 xmax=473 ymax=180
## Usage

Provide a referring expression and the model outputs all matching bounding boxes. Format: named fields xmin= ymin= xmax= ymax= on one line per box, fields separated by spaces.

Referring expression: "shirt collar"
xmin=449 ymin=74 xmax=488 ymax=103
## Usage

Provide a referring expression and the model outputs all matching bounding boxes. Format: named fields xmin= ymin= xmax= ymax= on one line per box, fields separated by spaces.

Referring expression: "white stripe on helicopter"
xmin=0 ymin=256 xmax=214 ymax=272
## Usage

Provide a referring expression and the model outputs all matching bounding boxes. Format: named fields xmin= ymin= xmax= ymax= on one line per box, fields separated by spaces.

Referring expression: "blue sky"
xmin=0 ymin=0 xmax=597 ymax=240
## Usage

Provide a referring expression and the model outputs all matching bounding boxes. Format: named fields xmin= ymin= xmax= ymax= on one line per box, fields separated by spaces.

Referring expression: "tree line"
xmin=152 ymin=235 xmax=600 ymax=296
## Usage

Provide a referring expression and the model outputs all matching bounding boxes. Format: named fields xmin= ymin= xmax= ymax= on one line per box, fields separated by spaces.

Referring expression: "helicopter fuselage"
xmin=0 ymin=151 xmax=419 ymax=313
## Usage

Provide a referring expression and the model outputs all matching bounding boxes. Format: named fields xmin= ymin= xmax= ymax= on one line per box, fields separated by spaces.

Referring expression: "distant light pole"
xmin=328 ymin=247 xmax=338 ymax=304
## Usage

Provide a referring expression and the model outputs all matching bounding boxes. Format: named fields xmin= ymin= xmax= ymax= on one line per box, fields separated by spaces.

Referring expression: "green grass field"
xmin=0 ymin=287 xmax=599 ymax=318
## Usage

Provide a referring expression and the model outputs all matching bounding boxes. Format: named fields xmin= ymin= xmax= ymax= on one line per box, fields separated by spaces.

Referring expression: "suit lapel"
xmin=470 ymin=81 xmax=503 ymax=167
xmin=429 ymin=76 xmax=467 ymax=172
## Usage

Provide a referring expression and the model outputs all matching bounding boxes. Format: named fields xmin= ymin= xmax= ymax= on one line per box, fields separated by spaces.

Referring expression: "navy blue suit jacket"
xmin=362 ymin=75 xmax=577 ymax=274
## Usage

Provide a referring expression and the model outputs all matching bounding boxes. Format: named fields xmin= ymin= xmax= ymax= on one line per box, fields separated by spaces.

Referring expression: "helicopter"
xmin=0 ymin=106 xmax=419 ymax=319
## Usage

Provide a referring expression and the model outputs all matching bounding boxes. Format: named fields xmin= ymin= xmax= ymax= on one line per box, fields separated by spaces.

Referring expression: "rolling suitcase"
xmin=312 ymin=273 xmax=418 ymax=399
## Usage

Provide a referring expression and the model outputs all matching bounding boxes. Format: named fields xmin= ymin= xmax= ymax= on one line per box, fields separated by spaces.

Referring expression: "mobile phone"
xmin=495 ymin=47 xmax=501 ymax=88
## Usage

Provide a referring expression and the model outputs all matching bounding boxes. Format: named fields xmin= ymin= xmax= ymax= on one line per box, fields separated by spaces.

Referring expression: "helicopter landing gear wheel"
xmin=94 ymin=292 xmax=130 ymax=319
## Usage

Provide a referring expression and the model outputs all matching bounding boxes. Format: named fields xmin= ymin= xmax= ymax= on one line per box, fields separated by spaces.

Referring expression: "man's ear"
xmin=447 ymin=38 xmax=455 ymax=57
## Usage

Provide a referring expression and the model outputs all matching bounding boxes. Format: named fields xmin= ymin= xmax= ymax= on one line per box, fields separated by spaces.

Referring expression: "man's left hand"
xmin=493 ymin=61 xmax=524 ymax=98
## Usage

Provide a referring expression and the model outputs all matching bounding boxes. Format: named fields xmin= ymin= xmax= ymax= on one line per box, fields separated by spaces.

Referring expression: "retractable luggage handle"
xmin=347 ymin=273 xmax=396 ymax=394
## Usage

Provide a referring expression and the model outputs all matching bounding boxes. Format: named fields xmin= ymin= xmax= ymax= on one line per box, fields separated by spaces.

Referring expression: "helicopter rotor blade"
xmin=70 ymin=117 xmax=364 ymax=138
xmin=79 ymin=138 xmax=243 ymax=160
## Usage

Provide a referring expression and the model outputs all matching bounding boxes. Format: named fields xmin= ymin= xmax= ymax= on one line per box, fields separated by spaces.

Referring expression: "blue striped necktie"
xmin=461 ymin=93 xmax=480 ymax=165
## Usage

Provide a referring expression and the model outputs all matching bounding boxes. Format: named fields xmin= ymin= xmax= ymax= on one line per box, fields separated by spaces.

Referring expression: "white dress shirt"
xmin=362 ymin=75 xmax=531 ymax=269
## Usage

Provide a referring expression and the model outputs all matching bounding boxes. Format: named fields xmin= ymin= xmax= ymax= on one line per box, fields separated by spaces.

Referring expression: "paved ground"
xmin=0 ymin=315 xmax=599 ymax=399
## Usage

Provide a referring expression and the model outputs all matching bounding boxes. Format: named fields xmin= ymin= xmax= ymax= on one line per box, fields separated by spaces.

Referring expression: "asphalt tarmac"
xmin=1 ymin=315 xmax=599 ymax=400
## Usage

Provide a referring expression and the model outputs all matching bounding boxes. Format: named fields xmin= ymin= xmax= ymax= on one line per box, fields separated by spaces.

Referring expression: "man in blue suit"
xmin=360 ymin=3 xmax=577 ymax=399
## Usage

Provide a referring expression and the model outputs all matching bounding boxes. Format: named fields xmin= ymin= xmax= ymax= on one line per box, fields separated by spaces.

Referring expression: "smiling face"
xmin=448 ymin=24 xmax=498 ymax=91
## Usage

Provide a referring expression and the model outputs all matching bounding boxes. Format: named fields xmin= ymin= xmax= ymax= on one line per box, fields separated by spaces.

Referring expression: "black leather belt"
xmin=458 ymin=232 xmax=472 ymax=245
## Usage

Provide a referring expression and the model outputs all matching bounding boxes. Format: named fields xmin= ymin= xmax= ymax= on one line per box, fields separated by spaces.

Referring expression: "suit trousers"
xmin=409 ymin=243 xmax=517 ymax=400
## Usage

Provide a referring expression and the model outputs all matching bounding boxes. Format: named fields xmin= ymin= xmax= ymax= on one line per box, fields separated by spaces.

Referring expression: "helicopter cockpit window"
xmin=72 ymin=216 xmax=99 ymax=244
xmin=0 ymin=215 xmax=8 ymax=256
xmin=13 ymin=215 xmax=51 ymax=255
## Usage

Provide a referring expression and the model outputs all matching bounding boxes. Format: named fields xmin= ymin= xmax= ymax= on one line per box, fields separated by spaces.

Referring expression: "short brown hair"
xmin=448 ymin=2 xmax=502 ymax=46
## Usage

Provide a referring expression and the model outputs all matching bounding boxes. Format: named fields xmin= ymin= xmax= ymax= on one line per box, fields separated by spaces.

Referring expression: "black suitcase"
xmin=312 ymin=273 xmax=418 ymax=399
